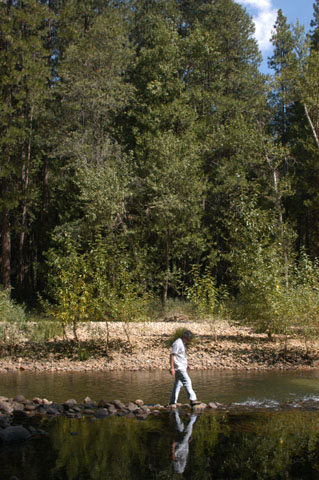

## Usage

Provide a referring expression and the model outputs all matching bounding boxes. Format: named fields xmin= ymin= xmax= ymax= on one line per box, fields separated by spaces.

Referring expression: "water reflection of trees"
xmin=189 ymin=411 xmax=319 ymax=480
xmin=37 ymin=411 xmax=319 ymax=479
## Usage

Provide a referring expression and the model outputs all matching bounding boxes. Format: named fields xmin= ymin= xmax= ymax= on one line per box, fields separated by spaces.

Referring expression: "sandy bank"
xmin=1 ymin=321 xmax=319 ymax=373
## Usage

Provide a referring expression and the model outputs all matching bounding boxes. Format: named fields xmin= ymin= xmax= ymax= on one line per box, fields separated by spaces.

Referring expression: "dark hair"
xmin=182 ymin=330 xmax=194 ymax=340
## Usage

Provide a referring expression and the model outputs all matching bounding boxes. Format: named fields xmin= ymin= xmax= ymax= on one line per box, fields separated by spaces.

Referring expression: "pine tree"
xmin=0 ymin=0 xmax=52 ymax=290
xmin=268 ymin=10 xmax=295 ymax=144
xmin=51 ymin=6 xmax=133 ymax=242
xmin=182 ymin=0 xmax=267 ymax=289
xmin=310 ymin=0 xmax=319 ymax=50
xmin=122 ymin=0 xmax=207 ymax=304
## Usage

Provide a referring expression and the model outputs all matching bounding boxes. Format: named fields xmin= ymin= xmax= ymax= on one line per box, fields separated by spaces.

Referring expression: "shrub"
xmin=43 ymin=233 xmax=151 ymax=344
xmin=0 ymin=288 xmax=27 ymax=355
xmin=185 ymin=265 xmax=228 ymax=320
xmin=231 ymin=248 xmax=319 ymax=344
xmin=0 ymin=288 xmax=26 ymax=323
xmin=26 ymin=319 xmax=64 ymax=342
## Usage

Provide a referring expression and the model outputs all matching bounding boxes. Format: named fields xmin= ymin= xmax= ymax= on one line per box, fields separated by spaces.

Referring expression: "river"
xmin=2 ymin=369 xmax=319 ymax=479
xmin=1 ymin=369 xmax=319 ymax=405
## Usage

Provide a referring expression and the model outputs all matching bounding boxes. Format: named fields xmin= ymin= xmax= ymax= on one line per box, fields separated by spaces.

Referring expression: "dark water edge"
xmin=2 ymin=409 xmax=319 ymax=480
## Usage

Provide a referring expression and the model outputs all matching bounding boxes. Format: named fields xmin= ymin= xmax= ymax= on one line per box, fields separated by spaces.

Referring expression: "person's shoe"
xmin=190 ymin=400 xmax=201 ymax=406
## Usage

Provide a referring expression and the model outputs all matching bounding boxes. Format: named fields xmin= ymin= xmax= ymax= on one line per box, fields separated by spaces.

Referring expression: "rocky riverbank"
xmin=1 ymin=320 xmax=319 ymax=373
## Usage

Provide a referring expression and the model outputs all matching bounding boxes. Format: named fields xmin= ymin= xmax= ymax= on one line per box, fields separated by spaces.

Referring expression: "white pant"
xmin=170 ymin=369 xmax=197 ymax=404
xmin=173 ymin=411 xmax=198 ymax=474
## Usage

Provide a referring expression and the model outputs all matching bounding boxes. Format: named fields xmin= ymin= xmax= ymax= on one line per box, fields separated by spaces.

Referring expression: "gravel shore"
xmin=1 ymin=320 xmax=319 ymax=373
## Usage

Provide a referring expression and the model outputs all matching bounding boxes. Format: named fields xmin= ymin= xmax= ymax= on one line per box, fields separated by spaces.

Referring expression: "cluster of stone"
xmin=0 ymin=394 xmax=220 ymax=444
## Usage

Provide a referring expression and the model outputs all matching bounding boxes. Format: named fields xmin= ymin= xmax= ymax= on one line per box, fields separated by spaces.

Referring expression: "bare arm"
xmin=172 ymin=441 xmax=176 ymax=461
xmin=170 ymin=353 xmax=175 ymax=376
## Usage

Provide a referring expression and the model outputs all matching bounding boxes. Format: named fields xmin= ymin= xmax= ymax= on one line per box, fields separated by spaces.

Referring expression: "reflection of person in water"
xmin=172 ymin=410 xmax=198 ymax=474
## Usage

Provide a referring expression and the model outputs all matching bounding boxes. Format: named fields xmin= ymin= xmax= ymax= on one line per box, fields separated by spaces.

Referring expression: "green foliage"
xmin=1 ymin=0 xmax=319 ymax=343
xmin=26 ymin=320 xmax=64 ymax=342
xmin=287 ymin=253 xmax=319 ymax=340
xmin=185 ymin=265 xmax=227 ymax=320
xmin=77 ymin=347 xmax=91 ymax=361
xmin=43 ymin=237 xmax=91 ymax=340
xmin=43 ymin=234 xmax=150 ymax=341
xmin=0 ymin=288 xmax=27 ymax=355
xmin=0 ymin=288 xmax=26 ymax=323
xmin=229 ymin=197 xmax=319 ymax=340
xmin=228 ymin=196 xmax=294 ymax=337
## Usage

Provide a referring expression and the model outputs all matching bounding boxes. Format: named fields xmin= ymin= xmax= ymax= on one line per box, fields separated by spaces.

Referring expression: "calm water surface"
xmin=2 ymin=370 xmax=319 ymax=479
xmin=1 ymin=369 xmax=319 ymax=405
xmin=1 ymin=410 xmax=319 ymax=479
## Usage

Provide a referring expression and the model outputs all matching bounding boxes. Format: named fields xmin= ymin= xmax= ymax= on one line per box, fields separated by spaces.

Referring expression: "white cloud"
xmin=237 ymin=0 xmax=278 ymax=53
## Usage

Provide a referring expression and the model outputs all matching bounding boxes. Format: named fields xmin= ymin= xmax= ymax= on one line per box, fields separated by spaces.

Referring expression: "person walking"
xmin=169 ymin=330 xmax=201 ymax=407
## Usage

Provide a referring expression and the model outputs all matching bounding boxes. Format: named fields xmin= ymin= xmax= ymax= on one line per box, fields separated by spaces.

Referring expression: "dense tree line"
xmin=1 ymin=0 xmax=319 ymax=329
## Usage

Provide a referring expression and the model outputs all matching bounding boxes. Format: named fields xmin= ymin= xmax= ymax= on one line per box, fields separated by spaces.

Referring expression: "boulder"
xmin=12 ymin=402 xmax=25 ymax=411
xmin=46 ymin=407 xmax=59 ymax=415
xmin=1 ymin=426 xmax=31 ymax=444
xmin=0 ymin=401 xmax=13 ymax=414
xmin=35 ymin=406 xmax=47 ymax=415
xmin=12 ymin=410 xmax=28 ymax=421
xmin=0 ymin=416 xmax=10 ymax=428
xmin=192 ymin=402 xmax=207 ymax=411
xmin=50 ymin=403 xmax=65 ymax=413
xmin=95 ymin=408 xmax=109 ymax=419
xmin=135 ymin=399 xmax=144 ymax=407
xmin=32 ymin=397 xmax=43 ymax=404
xmin=72 ymin=406 xmax=82 ymax=413
xmin=107 ymin=404 xmax=117 ymax=415
xmin=207 ymin=402 xmax=218 ymax=409
xmin=14 ymin=395 xmax=26 ymax=403
xmin=65 ymin=412 xmax=77 ymax=418
xmin=83 ymin=409 xmax=95 ymax=415
xmin=83 ymin=400 xmax=97 ymax=409
xmin=112 ymin=399 xmax=126 ymax=410
xmin=126 ymin=402 xmax=139 ymax=413
xmin=140 ymin=406 xmax=150 ymax=413
xmin=64 ymin=399 xmax=77 ymax=409
xmin=98 ymin=399 xmax=109 ymax=408
xmin=135 ymin=413 xmax=148 ymax=420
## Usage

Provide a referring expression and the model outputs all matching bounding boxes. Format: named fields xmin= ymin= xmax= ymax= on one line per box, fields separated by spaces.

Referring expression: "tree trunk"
xmin=42 ymin=156 xmax=49 ymax=222
xmin=1 ymin=206 xmax=11 ymax=290
xmin=259 ymin=123 xmax=290 ymax=287
xmin=162 ymin=221 xmax=171 ymax=308
xmin=304 ymin=104 xmax=319 ymax=149
xmin=272 ymin=169 xmax=289 ymax=288
xmin=18 ymin=107 xmax=33 ymax=286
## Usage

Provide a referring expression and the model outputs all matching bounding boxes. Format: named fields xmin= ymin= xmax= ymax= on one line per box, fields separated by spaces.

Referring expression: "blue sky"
xmin=236 ymin=0 xmax=315 ymax=72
